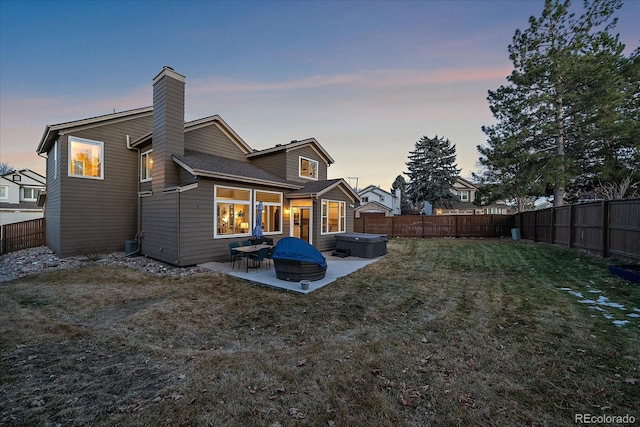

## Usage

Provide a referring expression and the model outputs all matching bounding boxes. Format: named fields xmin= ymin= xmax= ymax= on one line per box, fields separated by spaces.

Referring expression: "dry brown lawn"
xmin=1 ymin=238 xmax=638 ymax=426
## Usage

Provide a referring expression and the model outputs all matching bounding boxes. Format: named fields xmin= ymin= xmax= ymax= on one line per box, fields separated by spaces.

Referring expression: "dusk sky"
xmin=1 ymin=0 xmax=638 ymax=190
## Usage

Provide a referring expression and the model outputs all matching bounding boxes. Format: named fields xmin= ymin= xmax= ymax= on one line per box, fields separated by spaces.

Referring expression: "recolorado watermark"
xmin=575 ymin=413 xmax=636 ymax=424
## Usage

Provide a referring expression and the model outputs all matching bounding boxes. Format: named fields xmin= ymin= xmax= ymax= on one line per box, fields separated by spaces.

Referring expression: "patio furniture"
xmin=232 ymin=243 xmax=273 ymax=272
xmin=228 ymin=242 xmax=242 ymax=268
xmin=272 ymin=237 xmax=327 ymax=281
xmin=247 ymin=247 xmax=270 ymax=270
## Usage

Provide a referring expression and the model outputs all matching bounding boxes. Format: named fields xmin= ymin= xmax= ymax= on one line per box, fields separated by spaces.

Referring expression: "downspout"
xmin=126 ymin=135 xmax=142 ymax=252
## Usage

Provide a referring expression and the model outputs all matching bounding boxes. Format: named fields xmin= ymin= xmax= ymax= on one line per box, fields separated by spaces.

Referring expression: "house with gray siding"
xmin=36 ymin=66 xmax=359 ymax=265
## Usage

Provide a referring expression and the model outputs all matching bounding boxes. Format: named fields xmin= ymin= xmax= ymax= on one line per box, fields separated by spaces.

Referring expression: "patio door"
xmin=291 ymin=206 xmax=312 ymax=244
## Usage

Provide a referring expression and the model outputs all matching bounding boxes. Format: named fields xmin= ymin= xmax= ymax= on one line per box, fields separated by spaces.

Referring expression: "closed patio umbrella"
xmin=253 ymin=201 xmax=264 ymax=239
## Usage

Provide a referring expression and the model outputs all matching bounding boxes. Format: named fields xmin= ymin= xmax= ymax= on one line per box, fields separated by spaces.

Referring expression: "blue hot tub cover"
xmin=272 ymin=237 xmax=327 ymax=268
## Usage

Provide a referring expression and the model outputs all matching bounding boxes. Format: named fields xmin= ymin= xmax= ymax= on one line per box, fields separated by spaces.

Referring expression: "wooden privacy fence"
xmin=514 ymin=198 xmax=640 ymax=262
xmin=354 ymin=214 xmax=514 ymax=238
xmin=0 ymin=218 xmax=46 ymax=255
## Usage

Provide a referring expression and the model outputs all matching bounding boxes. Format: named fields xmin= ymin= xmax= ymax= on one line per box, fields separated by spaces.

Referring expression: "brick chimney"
xmin=152 ymin=66 xmax=185 ymax=191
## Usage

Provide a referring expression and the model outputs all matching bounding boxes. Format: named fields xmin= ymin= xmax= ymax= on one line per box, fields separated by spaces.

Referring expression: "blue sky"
xmin=1 ymin=0 xmax=638 ymax=189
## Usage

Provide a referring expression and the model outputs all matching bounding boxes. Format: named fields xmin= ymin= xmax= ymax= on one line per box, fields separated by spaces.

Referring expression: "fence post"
xmin=568 ymin=204 xmax=574 ymax=249
xmin=391 ymin=215 xmax=395 ymax=238
xmin=550 ymin=207 xmax=556 ymax=244
xmin=533 ymin=210 xmax=538 ymax=242
xmin=421 ymin=215 xmax=425 ymax=238
xmin=602 ymin=200 xmax=609 ymax=258
xmin=455 ymin=215 xmax=459 ymax=238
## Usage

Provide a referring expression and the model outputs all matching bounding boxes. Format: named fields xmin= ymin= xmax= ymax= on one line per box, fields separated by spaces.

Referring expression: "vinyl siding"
xmin=315 ymin=187 xmax=355 ymax=252
xmin=56 ymin=116 xmax=152 ymax=257
xmin=249 ymin=151 xmax=288 ymax=180
xmin=285 ymin=146 xmax=328 ymax=182
xmin=140 ymin=191 xmax=179 ymax=264
xmin=45 ymin=139 xmax=61 ymax=254
xmin=152 ymin=74 xmax=184 ymax=190
xmin=185 ymin=125 xmax=247 ymax=161
xmin=176 ymin=179 xmax=289 ymax=265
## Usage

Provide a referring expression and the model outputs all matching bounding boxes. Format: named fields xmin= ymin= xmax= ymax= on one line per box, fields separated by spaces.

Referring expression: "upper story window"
xmin=458 ymin=190 xmax=469 ymax=201
xmin=69 ymin=136 xmax=103 ymax=179
xmin=141 ymin=149 xmax=153 ymax=182
xmin=362 ymin=196 xmax=369 ymax=202
xmin=22 ymin=188 xmax=41 ymax=201
xmin=255 ymin=190 xmax=283 ymax=234
xmin=12 ymin=175 xmax=21 ymax=182
xmin=0 ymin=186 xmax=7 ymax=200
xmin=299 ymin=156 xmax=318 ymax=180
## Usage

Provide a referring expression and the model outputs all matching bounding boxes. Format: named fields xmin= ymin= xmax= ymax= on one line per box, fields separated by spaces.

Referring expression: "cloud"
xmin=189 ymin=66 xmax=511 ymax=95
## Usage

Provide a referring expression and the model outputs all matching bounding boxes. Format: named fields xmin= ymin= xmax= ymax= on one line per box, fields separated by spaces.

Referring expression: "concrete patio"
xmin=199 ymin=252 xmax=383 ymax=294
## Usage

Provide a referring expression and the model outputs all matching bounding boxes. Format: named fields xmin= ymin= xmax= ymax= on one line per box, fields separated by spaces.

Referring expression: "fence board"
xmin=515 ymin=199 xmax=640 ymax=262
xmin=1 ymin=218 xmax=46 ymax=255
xmin=354 ymin=215 xmax=513 ymax=239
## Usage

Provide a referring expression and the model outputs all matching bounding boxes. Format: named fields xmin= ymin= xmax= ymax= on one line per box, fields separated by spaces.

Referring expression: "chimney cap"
xmin=153 ymin=66 xmax=185 ymax=84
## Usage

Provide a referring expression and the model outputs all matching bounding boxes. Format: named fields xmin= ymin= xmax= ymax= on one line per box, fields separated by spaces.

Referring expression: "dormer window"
xmin=299 ymin=156 xmax=318 ymax=180
xmin=12 ymin=175 xmax=21 ymax=182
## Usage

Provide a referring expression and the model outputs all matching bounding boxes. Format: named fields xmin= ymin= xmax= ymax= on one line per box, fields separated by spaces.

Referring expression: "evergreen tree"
xmin=0 ymin=162 xmax=14 ymax=175
xmin=406 ymin=135 xmax=461 ymax=209
xmin=477 ymin=0 xmax=633 ymax=206
xmin=391 ymin=175 xmax=412 ymax=215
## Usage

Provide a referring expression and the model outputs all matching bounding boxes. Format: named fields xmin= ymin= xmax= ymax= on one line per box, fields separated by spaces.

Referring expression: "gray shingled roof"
xmin=174 ymin=150 xmax=299 ymax=188
xmin=286 ymin=178 xmax=343 ymax=196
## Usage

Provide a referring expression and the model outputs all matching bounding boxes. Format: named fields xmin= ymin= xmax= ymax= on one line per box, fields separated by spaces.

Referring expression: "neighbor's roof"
xmin=355 ymin=200 xmax=392 ymax=213
xmin=36 ymin=107 xmax=154 ymax=154
xmin=247 ymin=138 xmax=335 ymax=165
xmin=173 ymin=150 xmax=300 ymax=189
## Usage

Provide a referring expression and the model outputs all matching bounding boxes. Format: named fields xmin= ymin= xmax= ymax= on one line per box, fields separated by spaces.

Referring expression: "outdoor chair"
xmin=247 ymin=247 xmax=270 ymax=270
xmin=228 ymin=242 xmax=243 ymax=268
xmin=265 ymin=246 xmax=275 ymax=270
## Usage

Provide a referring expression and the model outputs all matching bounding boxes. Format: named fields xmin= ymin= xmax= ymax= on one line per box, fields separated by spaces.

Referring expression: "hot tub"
xmin=335 ymin=233 xmax=388 ymax=258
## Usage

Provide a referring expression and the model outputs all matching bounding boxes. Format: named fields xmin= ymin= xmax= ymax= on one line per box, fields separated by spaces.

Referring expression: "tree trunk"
xmin=554 ymin=90 xmax=566 ymax=207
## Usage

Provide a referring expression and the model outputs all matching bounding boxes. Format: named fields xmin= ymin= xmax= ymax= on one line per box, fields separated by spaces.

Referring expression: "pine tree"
xmin=406 ymin=135 xmax=461 ymax=209
xmin=391 ymin=175 xmax=412 ymax=214
xmin=477 ymin=0 xmax=633 ymax=206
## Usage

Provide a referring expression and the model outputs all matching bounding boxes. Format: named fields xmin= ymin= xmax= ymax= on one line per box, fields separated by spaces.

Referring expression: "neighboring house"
xmin=0 ymin=169 xmax=46 ymax=225
xmin=35 ymin=67 xmax=359 ymax=265
xmin=434 ymin=177 xmax=513 ymax=215
xmin=356 ymin=185 xmax=401 ymax=217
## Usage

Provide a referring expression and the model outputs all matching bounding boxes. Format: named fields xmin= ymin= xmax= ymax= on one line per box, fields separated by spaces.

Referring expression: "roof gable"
xmin=286 ymin=178 xmax=360 ymax=202
xmin=130 ymin=114 xmax=253 ymax=155
xmin=37 ymin=107 xmax=153 ymax=154
xmin=358 ymin=185 xmax=392 ymax=197
xmin=247 ymin=138 xmax=334 ymax=165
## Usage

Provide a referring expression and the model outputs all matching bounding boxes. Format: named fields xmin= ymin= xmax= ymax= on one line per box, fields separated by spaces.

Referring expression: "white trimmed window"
xmin=299 ymin=156 xmax=318 ymax=180
xmin=69 ymin=136 xmax=104 ymax=179
xmin=141 ymin=149 xmax=153 ymax=182
xmin=254 ymin=190 xmax=282 ymax=234
xmin=21 ymin=188 xmax=41 ymax=201
xmin=0 ymin=186 xmax=7 ymax=200
xmin=215 ymin=185 xmax=251 ymax=238
xmin=321 ymin=199 xmax=346 ymax=234
xmin=458 ymin=190 xmax=469 ymax=201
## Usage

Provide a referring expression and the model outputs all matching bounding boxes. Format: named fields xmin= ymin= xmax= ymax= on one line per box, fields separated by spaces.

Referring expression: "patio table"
xmin=232 ymin=244 xmax=273 ymax=272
